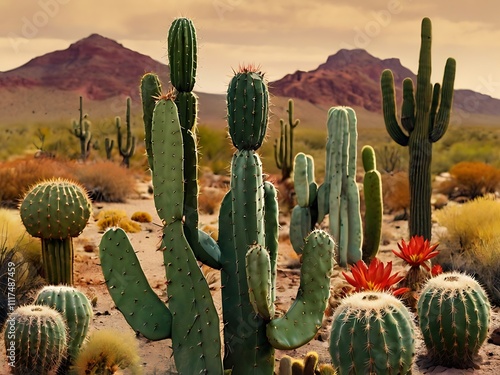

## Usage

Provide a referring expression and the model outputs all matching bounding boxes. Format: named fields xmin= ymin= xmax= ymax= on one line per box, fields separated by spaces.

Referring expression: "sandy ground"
xmin=2 ymin=183 xmax=500 ymax=374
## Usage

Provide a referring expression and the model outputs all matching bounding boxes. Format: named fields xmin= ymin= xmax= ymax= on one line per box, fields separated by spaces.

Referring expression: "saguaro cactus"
xmin=274 ymin=98 xmax=300 ymax=181
xmin=115 ymin=97 xmax=136 ymax=168
xmin=72 ymin=96 xmax=92 ymax=161
xmin=380 ymin=17 xmax=456 ymax=240
xmin=20 ymin=178 xmax=92 ymax=285
xmin=100 ymin=44 xmax=334 ymax=374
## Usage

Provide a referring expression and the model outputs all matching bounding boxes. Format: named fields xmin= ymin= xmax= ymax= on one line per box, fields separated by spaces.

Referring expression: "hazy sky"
xmin=1 ymin=0 xmax=499 ymax=99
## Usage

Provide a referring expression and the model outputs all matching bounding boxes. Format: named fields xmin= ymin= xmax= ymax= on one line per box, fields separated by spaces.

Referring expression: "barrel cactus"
xmin=35 ymin=285 xmax=93 ymax=371
xmin=417 ymin=272 xmax=491 ymax=368
xmin=3 ymin=304 xmax=68 ymax=375
xmin=19 ymin=178 xmax=92 ymax=285
xmin=329 ymin=291 xmax=415 ymax=374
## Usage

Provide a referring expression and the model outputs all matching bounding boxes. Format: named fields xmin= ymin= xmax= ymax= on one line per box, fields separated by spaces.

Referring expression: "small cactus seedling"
xmin=3 ymin=304 xmax=68 ymax=375
xmin=35 ymin=285 xmax=93 ymax=373
xmin=417 ymin=272 xmax=491 ymax=369
xmin=19 ymin=178 xmax=92 ymax=285
xmin=329 ymin=291 xmax=415 ymax=374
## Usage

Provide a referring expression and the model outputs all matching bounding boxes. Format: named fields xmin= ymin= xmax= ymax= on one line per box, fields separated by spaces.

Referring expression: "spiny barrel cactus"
xmin=329 ymin=291 xmax=415 ymax=374
xmin=380 ymin=17 xmax=456 ymax=240
xmin=35 ymin=285 xmax=93 ymax=371
xmin=417 ymin=272 xmax=491 ymax=368
xmin=3 ymin=304 xmax=68 ymax=375
xmin=20 ymin=178 xmax=92 ymax=285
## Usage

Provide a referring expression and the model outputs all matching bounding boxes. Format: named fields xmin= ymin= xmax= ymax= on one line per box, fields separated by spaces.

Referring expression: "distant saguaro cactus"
xmin=274 ymin=98 xmax=300 ymax=181
xmin=71 ymin=96 xmax=92 ymax=161
xmin=115 ymin=97 xmax=136 ymax=168
xmin=380 ymin=17 xmax=456 ymax=240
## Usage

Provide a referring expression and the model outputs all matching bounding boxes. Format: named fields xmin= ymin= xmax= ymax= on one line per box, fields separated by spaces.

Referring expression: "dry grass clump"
xmin=435 ymin=196 xmax=500 ymax=305
xmin=0 ymin=157 xmax=74 ymax=207
xmin=198 ymin=186 xmax=227 ymax=215
xmin=73 ymin=329 xmax=142 ymax=375
xmin=381 ymin=171 xmax=410 ymax=219
xmin=95 ymin=209 xmax=141 ymax=233
xmin=73 ymin=161 xmax=136 ymax=202
xmin=445 ymin=161 xmax=500 ymax=199
xmin=130 ymin=211 xmax=153 ymax=223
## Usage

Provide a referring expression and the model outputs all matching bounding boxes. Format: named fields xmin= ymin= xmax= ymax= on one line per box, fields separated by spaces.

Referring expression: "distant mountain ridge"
xmin=270 ymin=48 xmax=500 ymax=117
xmin=0 ymin=35 xmax=499 ymax=125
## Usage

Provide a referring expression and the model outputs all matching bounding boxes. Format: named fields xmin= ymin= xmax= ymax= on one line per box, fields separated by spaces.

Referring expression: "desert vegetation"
xmin=1 ymin=14 xmax=499 ymax=375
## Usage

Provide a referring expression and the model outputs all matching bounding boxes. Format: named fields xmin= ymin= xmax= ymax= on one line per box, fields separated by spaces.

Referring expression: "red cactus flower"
xmin=342 ymin=258 xmax=409 ymax=296
xmin=393 ymin=235 xmax=439 ymax=271
xmin=431 ymin=264 xmax=443 ymax=276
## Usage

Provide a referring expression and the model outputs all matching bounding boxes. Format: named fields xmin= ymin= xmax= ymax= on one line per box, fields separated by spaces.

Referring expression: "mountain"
xmin=270 ymin=49 xmax=500 ymax=118
xmin=0 ymin=34 xmax=169 ymax=101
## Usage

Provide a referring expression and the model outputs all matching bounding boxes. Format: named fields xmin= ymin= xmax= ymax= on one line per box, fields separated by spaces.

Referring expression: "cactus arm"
xmin=428 ymin=83 xmax=440 ymax=135
xmin=289 ymin=206 xmax=312 ymax=254
xmin=381 ymin=70 xmax=410 ymax=146
xmin=168 ymin=18 xmax=197 ymax=92
xmin=99 ymin=227 xmax=172 ymax=340
xmin=263 ymin=181 xmax=278 ymax=303
xmin=287 ymin=99 xmax=299 ymax=176
xmin=430 ymin=58 xmax=456 ymax=142
xmin=294 ymin=153 xmax=310 ymax=207
xmin=196 ymin=229 xmax=223 ymax=269
xmin=401 ymin=78 xmax=416 ymax=132
xmin=246 ymin=244 xmax=274 ymax=320
xmin=140 ymin=73 xmax=162 ymax=172
xmin=266 ymin=229 xmax=334 ymax=349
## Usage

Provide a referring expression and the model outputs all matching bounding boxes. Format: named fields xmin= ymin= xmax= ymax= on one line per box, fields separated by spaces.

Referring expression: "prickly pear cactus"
xmin=417 ymin=272 xmax=491 ymax=368
xmin=329 ymin=291 xmax=415 ymax=374
xmin=3 ymin=304 xmax=68 ymax=375
xmin=35 ymin=285 xmax=93 ymax=369
xmin=19 ymin=178 xmax=92 ymax=285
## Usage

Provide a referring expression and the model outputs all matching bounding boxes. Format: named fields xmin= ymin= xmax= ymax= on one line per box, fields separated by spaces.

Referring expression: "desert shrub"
xmin=131 ymin=211 xmax=153 ymax=223
xmin=446 ymin=161 xmax=500 ymax=199
xmin=73 ymin=161 xmax=136 ymax=202
xmin=95 ymin=209 xmax=141 ymax=233
xmin=435 ymin=196 xmax=500 ymax=305
xmin=0 ymin=157 xmax=74 ymax=207
xmin=73 ymin=329 xmax=142 ymax=375
xmin=375 ymin=144 xmax=404 ymax=173
xmin=381 ymin=171 xmax=410 ymax=219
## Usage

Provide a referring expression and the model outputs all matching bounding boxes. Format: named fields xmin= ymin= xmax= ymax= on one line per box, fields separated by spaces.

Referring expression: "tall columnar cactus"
xmin=361 ymin=145 xmax=383 ymax=263
xmin=274 ymin=98 xmax=300 ymax=181
xmin=100 ymin=46 xmax=334 ymax=374
xmin=72 ymin=96 xmax=92 ymax=161
xmin=290 ymin=152 xmax=318 ymax=253
xmin=104 ymin=137 xmax=114 ymax=160
xmin=115 ymin=97 xmax=136 ymax=168
xmin=417 ymin=272 xmax=491 ymax=368
xmin=3 ymin=304 xmax=68 ymax=375
xmin=35 ymin=286 xmax=93 ymax=373
xmin=20 ymin=178 xmax=92 ymax=285
xmin=381 ymin=17 xmax=456 ymax=240
xmin=329 ymin=291 xmax=415 ymax=374
xmin=317 ymin=106 xmax=362 ymax=267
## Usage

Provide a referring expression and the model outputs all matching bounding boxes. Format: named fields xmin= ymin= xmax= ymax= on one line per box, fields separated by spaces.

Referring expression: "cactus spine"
xmin=329 ymin=291 xmax=415 ymax=374
xmin=361 ymin=145 xmax=383 ymax=263
xmin=274 ymin=98 xmax=300 ymax=181
xmin=115 ymin=97 xmax=136 ymax=168
xmin=417 ymin=272 xmax=491 ymax=368
xmin=3 ymin=305 xmax=68 ymax=375
xmin=20 ymin=178 xmax=92 ymax=285
xmin=35 ymin=285 xmax=93 ymax=372
xmin=72 ymin=96 xmax=92 ymax=161
xmin=381 ymin=17 xmax=456 ymax=240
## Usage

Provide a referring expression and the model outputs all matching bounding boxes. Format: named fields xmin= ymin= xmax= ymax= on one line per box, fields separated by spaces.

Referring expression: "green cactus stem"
xmin=116 ymin=97 xmax=136 ymax=168
xmin=140 ymin=72 xmax=162 ymax=172
xmin=72 ymin=96 xmax=92 ymax=161
xmin=4 ymin=304 xmax=68 ymax=375
xmin=104 ymin=137 xmax=114 ymax=160
xmin=380 ymin=17 xmax=456 ymax=240
xmin=274 ymin=98 xmax=300 ymax=181
xmin=361 ymin=145 xmax=383 ymax=263
xmin=329 ymin=291 xmax=415 ymax=374
xmin=35 ymin=285 xmax=93 ymax=374
xmin=20 ymin=178 xmax=92 ymax=285
xmin=417 ymin=272 xmax=491 ymax=368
